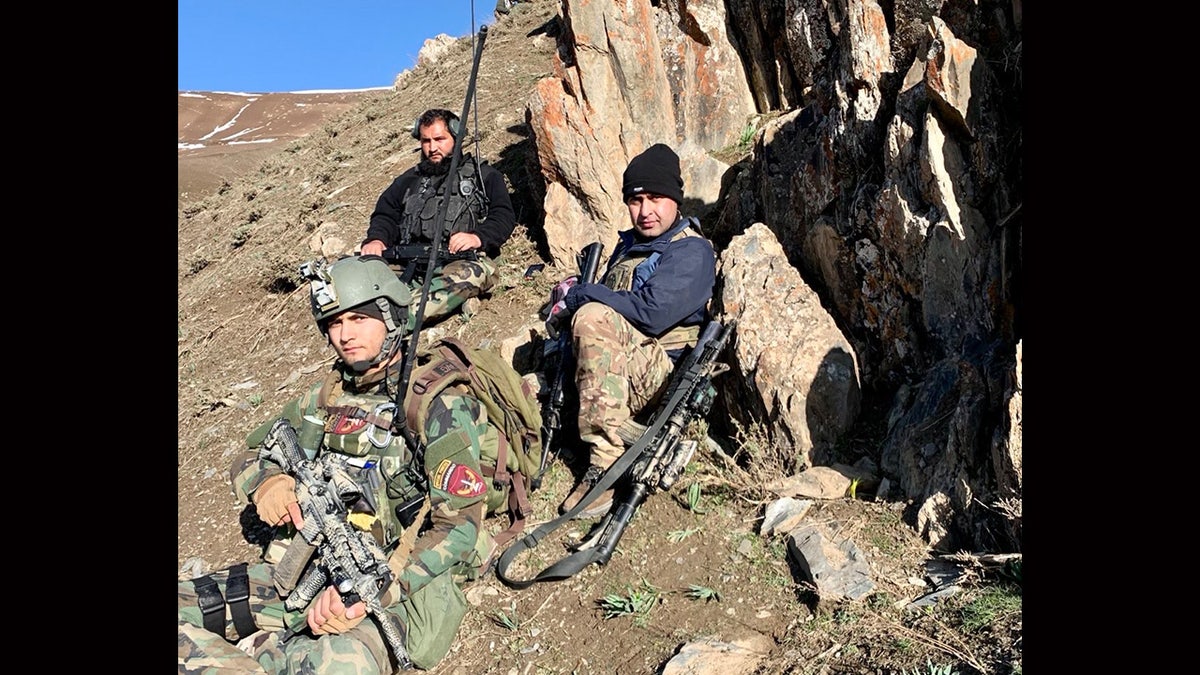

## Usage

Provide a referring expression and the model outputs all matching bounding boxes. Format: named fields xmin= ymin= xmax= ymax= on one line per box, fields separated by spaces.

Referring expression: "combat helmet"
xmin=299 ymin=255 xmax=412 ymax=368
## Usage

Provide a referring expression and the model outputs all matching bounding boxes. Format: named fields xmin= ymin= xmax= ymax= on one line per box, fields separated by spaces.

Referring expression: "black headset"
xmin=411 ymin=112 xmax=461 ymax=140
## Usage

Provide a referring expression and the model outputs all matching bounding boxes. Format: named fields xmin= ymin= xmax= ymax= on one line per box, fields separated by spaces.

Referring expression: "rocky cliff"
xmin=525 ymin=0 xmax=1022 ymax=552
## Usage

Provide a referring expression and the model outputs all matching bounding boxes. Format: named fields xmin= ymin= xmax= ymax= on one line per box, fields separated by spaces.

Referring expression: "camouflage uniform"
xmin=366 ymin=152 xmax=515 ymax=329
xmin=397 ymin=257 xmax=498 ymax=332
xmin=178 ymin=357 xmax=501 ymax=674
xmin=562 ymin=217 xmax=716 ymax=468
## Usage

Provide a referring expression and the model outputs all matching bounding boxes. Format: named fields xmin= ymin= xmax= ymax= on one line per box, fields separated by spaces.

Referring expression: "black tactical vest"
xmin=399 ymin=155 xmax=489 ymax=244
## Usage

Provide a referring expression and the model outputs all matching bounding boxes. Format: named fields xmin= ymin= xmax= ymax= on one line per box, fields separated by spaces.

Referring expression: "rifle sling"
xmin=193 ymin=573 xmax=227 ymax=635
xmin=224 ymin=563 xmax=258 ymax=640
xmin=481 ymin=456 xmax=531 ymax=550
xmin=389 ymin=496 xmax=431 ymax=583
xmin=193 ymin=562 xmax=258 ymax=641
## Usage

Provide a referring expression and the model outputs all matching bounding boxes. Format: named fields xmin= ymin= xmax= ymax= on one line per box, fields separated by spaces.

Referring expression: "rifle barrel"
xmin=594 ymin=482 xmax=649 ymax=565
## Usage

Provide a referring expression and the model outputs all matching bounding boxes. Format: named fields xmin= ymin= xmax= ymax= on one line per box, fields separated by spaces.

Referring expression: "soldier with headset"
xmin=360 ymin=108 xmax=516 ymax=329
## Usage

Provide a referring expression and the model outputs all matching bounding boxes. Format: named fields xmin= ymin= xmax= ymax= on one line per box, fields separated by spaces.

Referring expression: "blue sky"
xmin=179 ymin=0 xmax=497 ymax=93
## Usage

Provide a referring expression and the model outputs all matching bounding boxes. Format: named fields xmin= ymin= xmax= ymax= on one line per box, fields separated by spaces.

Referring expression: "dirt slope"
xmin=179 ymin=90 xmax=379 ymax=203
xmin=177 ymin=2 xmax=1021 ymax=673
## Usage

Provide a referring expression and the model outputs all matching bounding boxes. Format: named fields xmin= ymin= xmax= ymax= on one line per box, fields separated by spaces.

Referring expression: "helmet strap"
xmin=374 ymin=298 xmax=407 ymax=365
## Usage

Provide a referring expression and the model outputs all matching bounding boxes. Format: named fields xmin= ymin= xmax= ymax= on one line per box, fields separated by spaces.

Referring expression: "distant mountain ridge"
xmin=177 ymin=89 xmax=381 ymax=203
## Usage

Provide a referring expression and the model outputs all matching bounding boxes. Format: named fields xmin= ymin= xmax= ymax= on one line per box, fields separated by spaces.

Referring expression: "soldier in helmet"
xmin=360 ymin=108 xmax=516 ymax=330
xmin=179 ymin=255 xmax=503 ymax=673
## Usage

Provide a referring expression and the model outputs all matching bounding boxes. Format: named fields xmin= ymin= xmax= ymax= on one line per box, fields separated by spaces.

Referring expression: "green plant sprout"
xmin=686 ymin=584 xmax=721 ymax=602
xmin=686 ymin=482 xmax=706 ymax=514
xmin=667 ymin=527 xmax=700 ymax=543
xmin=599 ymin=581 xmax=659 ymax=626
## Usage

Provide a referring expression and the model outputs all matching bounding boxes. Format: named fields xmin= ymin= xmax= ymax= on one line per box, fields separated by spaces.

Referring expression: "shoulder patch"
xmin=432 ymin=458 xmax=487 ymax=499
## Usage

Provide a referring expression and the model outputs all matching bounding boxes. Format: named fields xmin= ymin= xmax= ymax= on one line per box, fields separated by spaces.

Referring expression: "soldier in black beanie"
xmin=545 ymin=143 xmax=716 ymax=518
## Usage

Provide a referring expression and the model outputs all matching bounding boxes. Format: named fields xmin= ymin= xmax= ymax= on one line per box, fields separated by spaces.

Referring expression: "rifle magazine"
xmin=272 ymin=537 xmax=318 ymax=597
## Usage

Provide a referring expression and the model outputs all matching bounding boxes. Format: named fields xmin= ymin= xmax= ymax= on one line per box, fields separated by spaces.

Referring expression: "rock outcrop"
xmin=525 ymin=0 xmax=1022 ymax=552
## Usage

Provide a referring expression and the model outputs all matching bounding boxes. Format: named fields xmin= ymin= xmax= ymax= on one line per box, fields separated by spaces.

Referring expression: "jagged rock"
xmin=416 ymin=34 xmax=458 ymax=68
xmin=661 ymin=633 xmax=774 ymax=675
xmin=527 ymin=0 xmax=751 ymax=264
xmin=716 ymin=223 xmax=861 ymax=471
xmin=495 ymin=323 xmax=544 ymax=373
xmin=764 ymin=464 xmax=869 ymax=500
xmin=993 ymin=339 xmax=1022 ymax=510
xmin=760 ymin=497 xmax=813 ymax=536
xmin=787 ymin=524 xmax=875 ymax=602
xmin=464 ymin=584 xmax=499 ymax=606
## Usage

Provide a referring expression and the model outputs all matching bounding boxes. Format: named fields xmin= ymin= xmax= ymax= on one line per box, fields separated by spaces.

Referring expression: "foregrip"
xmin=284 ymin=561 xmax=330 ymax=612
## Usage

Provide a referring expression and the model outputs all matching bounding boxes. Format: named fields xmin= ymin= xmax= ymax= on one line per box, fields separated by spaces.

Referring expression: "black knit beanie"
xmin=622 ymin=143 xmax=684 ymax=204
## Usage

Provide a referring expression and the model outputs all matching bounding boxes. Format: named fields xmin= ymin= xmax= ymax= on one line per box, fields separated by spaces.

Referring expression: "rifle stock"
xmin=533 ymin=241 xmax=604 ymax=490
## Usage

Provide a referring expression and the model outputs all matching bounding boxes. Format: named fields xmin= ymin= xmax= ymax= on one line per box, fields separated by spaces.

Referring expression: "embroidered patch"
xmin=433 ymin=458 xmax=487 ymax=499
xmin=330 ymin=413 xmax=368 ymax=435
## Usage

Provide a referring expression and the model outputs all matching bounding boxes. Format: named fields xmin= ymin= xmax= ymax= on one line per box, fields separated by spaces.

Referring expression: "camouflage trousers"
xmin=178 ymin=561 xmax=468 ymax=673
xmin=401 ymin=256 xmax=499 ymax=331
xmin=569 ymin=302 xmax=674 ymax=468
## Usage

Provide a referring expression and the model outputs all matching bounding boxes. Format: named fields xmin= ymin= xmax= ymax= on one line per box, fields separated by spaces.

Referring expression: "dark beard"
xmin=417 ymin=156 xmax=452 ymax=176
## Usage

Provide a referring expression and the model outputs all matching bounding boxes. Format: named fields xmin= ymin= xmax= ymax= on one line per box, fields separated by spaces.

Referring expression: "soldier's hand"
xmin=308 ymin=586 xmax=368 ymax=636
xmin=253 ymin=474 xmax=304 ymax=529
xmin=448 ymin=231 xmax=481 ymax=253
xmin=361 ymin=239 xmax=386 ymax=256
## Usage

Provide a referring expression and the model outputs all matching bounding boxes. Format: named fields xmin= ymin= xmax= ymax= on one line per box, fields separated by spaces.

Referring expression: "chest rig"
xmin=601 ymin=219 xmax=704 ymax=351
xmin=309 ymin=368 xmax=420 ymax=550
xmin=310 ymin=341 xmax=537 ymax=551
xmin=399 ymin=155 xmax=489 ymax=244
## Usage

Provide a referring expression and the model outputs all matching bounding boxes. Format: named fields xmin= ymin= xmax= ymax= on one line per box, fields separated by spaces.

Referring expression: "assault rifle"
xmin=382 ymin=243 xmax=479 ymax=284
xmin=259 ymin=419 xmax=413 ymax=672
xmin=532 ymin=241 xmax=603 ymax=491
xmin=495 ymin=318 xmax=735 ymax=588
